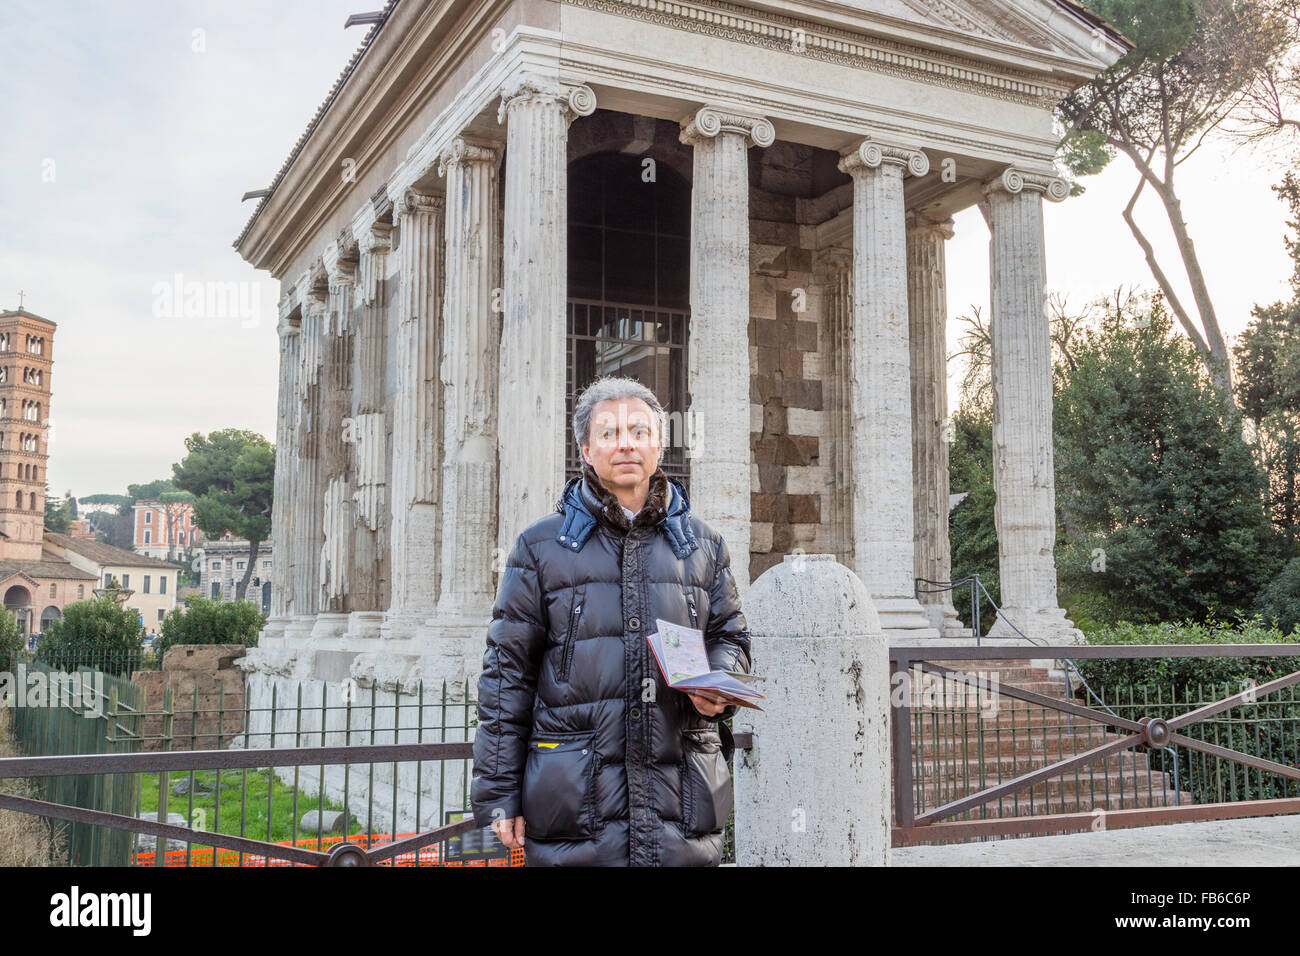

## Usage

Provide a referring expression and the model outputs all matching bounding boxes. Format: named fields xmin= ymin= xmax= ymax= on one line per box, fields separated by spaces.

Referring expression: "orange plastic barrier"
xmin=132 ymin=831 xmax=525 ymax=867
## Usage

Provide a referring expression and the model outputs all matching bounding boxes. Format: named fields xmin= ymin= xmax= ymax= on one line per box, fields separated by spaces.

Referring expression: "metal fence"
xmin=892 ymin=644 xmax=1300 ymax=846
xmin=0 ymin=666 xmax=740 ymax=866
xmin=4 ymin=659 xmax=143 ymax=865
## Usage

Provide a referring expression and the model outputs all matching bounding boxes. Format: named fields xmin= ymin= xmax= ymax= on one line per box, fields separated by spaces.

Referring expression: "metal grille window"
xmin=566 ymin=152 xmax=691 ymax=491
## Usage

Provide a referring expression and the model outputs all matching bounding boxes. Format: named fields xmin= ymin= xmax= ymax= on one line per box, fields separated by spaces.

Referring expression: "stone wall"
xmin=131 ymin=644 xmax=247 ymax=752
xmin=747 ymin=188 xmax=849 ymax=584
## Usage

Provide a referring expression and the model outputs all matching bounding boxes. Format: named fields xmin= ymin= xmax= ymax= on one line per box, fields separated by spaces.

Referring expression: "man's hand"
xmin=687 ymin=692 xmax=728 ymax=717
xmin=492 ymin=814 xmax=526 ymax=850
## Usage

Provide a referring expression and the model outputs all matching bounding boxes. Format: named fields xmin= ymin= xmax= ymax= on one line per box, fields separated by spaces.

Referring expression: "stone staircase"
xmin=894 ymin=659 xmax=1190 ymax=821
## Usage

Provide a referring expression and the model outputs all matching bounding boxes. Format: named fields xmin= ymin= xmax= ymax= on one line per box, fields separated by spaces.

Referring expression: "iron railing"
xmin=890 ymin=644 xmax=1300 ymax=846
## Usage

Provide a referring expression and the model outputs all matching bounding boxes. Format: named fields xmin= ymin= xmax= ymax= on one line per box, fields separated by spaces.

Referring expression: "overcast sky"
xmin=1 ymin=1 xmax=1295 ymax=501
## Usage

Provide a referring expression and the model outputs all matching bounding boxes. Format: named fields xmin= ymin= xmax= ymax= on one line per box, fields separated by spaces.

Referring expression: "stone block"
xmin=776 ymin=434 xmax=819 ymax=466
xmin=751 ymin=434 xmax=778 ymax=463
xmin=787 ymin=494 xmax=821 ymax=524
xmin=795 ymin=319 xmax=819 ymax=352
xmin=757 ymin=463 xmax=785 ymax=494
xmin=762 ymin=403 xmax=787 ymax=435
xmin=751 ymin=493 xmax=776 ymax=523
xmin=784 ymin=379 xmax=823 ymax=410
xmin=750 ymin=521 xmax=774 ymax=552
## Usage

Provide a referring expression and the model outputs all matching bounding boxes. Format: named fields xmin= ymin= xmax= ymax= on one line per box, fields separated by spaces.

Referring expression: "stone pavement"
xmin=891 ymin=815 xmax=1300 ymax=866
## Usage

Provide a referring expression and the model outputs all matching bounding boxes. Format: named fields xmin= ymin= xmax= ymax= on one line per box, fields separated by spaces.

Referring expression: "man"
xmin=470 ymin=374 xmax=751 ymax=866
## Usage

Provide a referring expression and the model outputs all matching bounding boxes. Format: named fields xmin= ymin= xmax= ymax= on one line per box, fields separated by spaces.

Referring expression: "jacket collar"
xmin=554 ymin=462 xmax=698 ymax=559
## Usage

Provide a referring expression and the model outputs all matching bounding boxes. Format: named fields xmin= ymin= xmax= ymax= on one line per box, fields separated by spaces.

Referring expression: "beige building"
xmin=43 ymin=533 xmax=180 ymax=635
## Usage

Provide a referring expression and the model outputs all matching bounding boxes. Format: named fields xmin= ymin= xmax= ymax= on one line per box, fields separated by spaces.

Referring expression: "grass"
xmin=138 ymin=766 xmax=364 ymax=852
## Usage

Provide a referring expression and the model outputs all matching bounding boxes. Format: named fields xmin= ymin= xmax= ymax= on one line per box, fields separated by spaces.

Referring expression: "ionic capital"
xmin=359 ymin=222 xmax=393 ymax=258
xmin=496 ymin=73 xmax=596 ymax=127
xmin=436 ymin=137 xmax=503 ymax=178
xmin=328 ymin=259 xmax=356 ymax=290
xmin=678 ymin=106 xmax=775 ymax=148
xmin=906 ymin=211 xmax=956 ymax=241
xmin=837 ymin=138 xmax=930 ymax=178
xmin=983 ymin=166 xmax=1069 ymax=202
xmin=394 ymin=188 xmax=445 ymax=220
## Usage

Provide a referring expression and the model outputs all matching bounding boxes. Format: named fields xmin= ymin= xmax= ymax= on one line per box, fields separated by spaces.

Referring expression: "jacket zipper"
xmin=687 ymin=596 xmax=698 ymax=629
xmin=560 ymin=594 xmax=583 ymax=682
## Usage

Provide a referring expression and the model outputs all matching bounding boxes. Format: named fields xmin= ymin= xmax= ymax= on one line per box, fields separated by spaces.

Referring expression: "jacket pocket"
xmin=558 ymin=586 xmax=586 ymax=683
xmin=681 ymin=728 xmax=732 ymax=836
xmin=522 ymin=730 xmax=598 ymax=840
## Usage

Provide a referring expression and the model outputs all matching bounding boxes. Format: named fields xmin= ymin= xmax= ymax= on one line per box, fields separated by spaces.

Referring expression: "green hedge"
xmin=1074 ymin=618 xmax=1300 ymax=804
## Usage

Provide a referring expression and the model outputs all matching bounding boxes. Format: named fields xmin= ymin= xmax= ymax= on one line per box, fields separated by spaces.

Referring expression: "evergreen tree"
xmin=1054 ymin=295 xmax=1281 ymax=624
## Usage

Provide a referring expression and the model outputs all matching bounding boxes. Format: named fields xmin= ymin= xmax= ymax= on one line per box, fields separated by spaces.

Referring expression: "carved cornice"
xmin=678 ymin=106 xmax=775 ymax=148
xmin=436 ymin=137 xmax=503 ymax=177
xmin=982 ymin=166 xmax=1069 ymax=202
xmin=837 ymin=138 xmax=930 ymax=178
xmin=496 ymin=73 xmax=597 ymax=127
xmin=562 ymin=0 xmax=1073 ymax=108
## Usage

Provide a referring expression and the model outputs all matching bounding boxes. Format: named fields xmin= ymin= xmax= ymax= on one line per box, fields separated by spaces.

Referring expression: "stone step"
xmin=912 ymin=724 xmax=1142 ymax=757
xmin=908 ymin=751 xmax=1165 ymax=783
xmin=903 ymin=783 xmax=1192 ymax=818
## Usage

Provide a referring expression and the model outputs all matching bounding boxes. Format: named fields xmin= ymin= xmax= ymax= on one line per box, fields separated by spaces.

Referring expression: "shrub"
xmin=36 ymin=598 xmax=144 ymax=675
xmin=156 ymin=595 xmax=264 ymax=658
xmin=0 ymin=610 xmax=21 ymax=672
xmin=1254 ymin=557 xmax=1300 ymax=636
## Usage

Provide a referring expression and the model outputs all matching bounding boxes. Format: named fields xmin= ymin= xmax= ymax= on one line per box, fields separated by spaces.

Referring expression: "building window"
xmin=144 ymin=530 xmax=151 ymax=544
xmin=236 ymin=561 xmax=245 ymax=570
xmin=77 ymin=585 xmax=83 ymax=599
xmin=145 ymin=511 xmax=152 ymax=523
xmin=143 ymin=575 xmax=151 ymax=594
xmin=160 ymin=576 xmax=167 ymax=594
xmin=48 ymin=583 xmax=55 ymax=598
xmin=212 ymin=560 xmax=221 ymax=570
xmin=263 ymin=561 xmax=271 ymax=569
xmin=121 ymin=574 xmax=130 ymax=589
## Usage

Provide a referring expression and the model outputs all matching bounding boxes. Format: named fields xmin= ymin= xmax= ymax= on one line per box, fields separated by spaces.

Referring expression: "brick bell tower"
xmin=0 ymin=308 xmax=55 ymax=562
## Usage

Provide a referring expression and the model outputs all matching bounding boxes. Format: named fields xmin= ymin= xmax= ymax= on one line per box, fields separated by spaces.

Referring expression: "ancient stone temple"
xmin=233 ymin=0 xmax=1129 ymax=732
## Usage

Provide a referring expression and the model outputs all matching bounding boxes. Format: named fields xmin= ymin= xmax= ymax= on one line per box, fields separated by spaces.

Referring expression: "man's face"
xmin=581 ymin=397 xmax=661 ymax=492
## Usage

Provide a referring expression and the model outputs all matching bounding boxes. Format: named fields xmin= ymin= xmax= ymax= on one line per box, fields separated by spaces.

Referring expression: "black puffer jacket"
xmin=470 ymin=462 xmax=752 ymax=866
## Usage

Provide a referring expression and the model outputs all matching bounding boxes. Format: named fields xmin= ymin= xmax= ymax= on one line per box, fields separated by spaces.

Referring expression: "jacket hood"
xmin=554 ymin=462 xmax=699 ymax=559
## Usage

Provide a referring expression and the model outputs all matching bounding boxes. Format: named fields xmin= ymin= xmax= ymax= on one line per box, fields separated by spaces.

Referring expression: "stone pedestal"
xmin=679 ymin=106 xmax=773 ymax=598
xmin=838 ymin=139 xmax=939 ymax=641
xmin=735 ymin=554 xmax=889 ymax=866
xmin=983 ymin=168 xmax=1081 ymax=645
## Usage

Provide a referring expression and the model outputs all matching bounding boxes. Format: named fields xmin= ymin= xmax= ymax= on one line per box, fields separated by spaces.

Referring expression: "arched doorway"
xmin=566 ymin=150 xmax=691 ymax=489
xmin=4 ymin=585 xmax=31 ymax=640
xmin=40 ymin=605 xmax=61 ymax=633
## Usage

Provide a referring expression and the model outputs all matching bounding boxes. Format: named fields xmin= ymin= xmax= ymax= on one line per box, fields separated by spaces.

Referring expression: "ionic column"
xmin=314 ymin=265 xmax=355 ymax=639
xmin=384 ymin=188 xmax=446 ymax=639
xmin=264 ymin=300 xmax=300 ymax=640
xmin=837 ymin=138 xmax=939 ymax=640
xmin=906 ymin=214 xmax=965 ymax=638
xmin=433 ymin=139 xmax=501 ymax=626
xmin=983 ymin=168 xmax=1080 ymax=644
xmin=288 ymin=291 xmax=327 ymax=638
xmin=679 ymin=106 xmax=774 ymax=597
xmin=348 ymin=223 xmax=392 ymax=638
xmin=495 ymin=73 xmax=594 ymax=556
